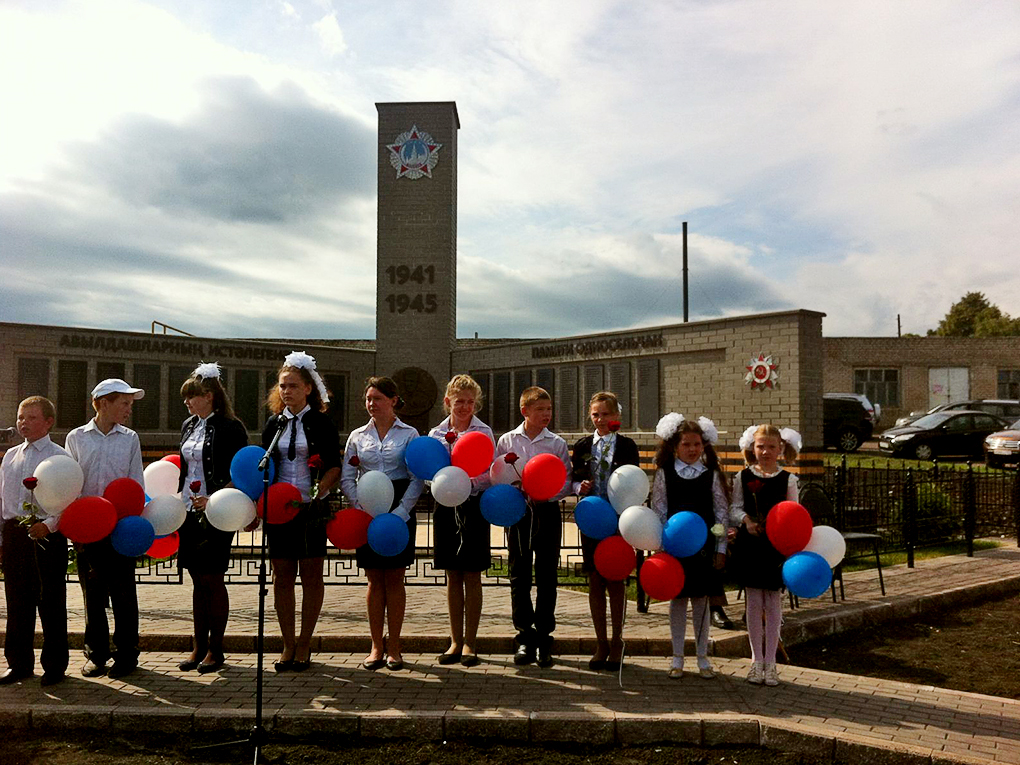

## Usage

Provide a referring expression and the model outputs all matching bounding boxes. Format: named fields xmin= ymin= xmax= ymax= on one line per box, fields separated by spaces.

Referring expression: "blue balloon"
xmin=111 ymin=516 xmax=156 ymax=557
xmin=574 ymin=496 xmax=617 ymax=540
xmin=230 ymin=445 xmax=275 ymax=500
xmin=783 ymin=551 xmax=833 ymax=599
xmin=367 ymin=512 xmax=411 ymax=557
xmin=404 ymin=437 xmax=451 ymax=481
xmin=662 ymin=511 xmax=708 ymax=559
xmin=480 ymin=484 xmax=527 ymax=528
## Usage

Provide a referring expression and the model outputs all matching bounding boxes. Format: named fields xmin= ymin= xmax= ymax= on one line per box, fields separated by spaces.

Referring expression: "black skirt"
xmin=356 ymin=479 xmax=416 ymax=571
xmin=729 ymin=525 xmax=785 ymax=591
xmin=268 ymin=500 xmax=328 ymax=560
xmin=177 ymin=512 xmax=234 ymax=574
xmin=433 ymin=493 xmax=491 ymax=572
xmin=677 ymin=548 xmax=723 ymax=598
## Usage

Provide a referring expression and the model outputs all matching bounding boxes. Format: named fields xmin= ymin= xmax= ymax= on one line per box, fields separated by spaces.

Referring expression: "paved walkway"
xmin=2 ymin=544 xmax=1020 ymax=763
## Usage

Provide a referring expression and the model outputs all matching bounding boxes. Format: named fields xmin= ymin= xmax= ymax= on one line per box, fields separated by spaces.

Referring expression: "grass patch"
xmin=840 ymin=538 xmax=1001 ymax=572
xmin=823 ymin=452 xmax=1005 ymax=472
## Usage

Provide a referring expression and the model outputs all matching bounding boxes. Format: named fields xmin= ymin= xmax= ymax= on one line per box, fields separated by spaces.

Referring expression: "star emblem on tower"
xmin=745 ymin=353 xmax=779 ymax=389
xmin=387 ymin=125 xmax=442 ymax=180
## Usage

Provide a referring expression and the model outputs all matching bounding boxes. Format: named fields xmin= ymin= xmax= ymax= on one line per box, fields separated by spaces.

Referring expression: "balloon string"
xmin=618 ymin=592 xmax=627 ymax=689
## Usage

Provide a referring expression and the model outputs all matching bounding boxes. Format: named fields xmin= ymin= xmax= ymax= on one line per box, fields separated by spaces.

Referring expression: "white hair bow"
xmin=697 ymin=416 xmax=719 ymax=445
xmin=284 ymin=351 xmax=330 ymax=404
xmin=655 ymin=412 xmax=685 ymax=441
xmin=193 ymin=362 xmax=221 ymax=380
xmin=780 ymin=427 xmax=802 ymax=455
xmin=738 ymin=425 xmax=758 ymax=452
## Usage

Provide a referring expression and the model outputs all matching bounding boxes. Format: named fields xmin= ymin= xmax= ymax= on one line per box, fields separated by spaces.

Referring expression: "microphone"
xmin=277 ymin=416 xmax=290 ymax=432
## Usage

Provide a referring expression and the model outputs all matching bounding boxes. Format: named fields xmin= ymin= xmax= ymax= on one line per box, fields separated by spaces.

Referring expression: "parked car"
xmin=894 ymin=399 xmax=1020 ymax=428
xmin=878 ymin=410 xmax=1008 ymax=460
xmin=984 ymin=418 xmax=1020 ymax=469
xmin=823 ymin=395 xmax=873 ymax=452
xmin=824 ymin=392 xmax=881 ymax=426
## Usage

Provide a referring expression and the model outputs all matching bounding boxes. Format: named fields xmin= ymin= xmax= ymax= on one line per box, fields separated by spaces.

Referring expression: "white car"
xmin=823 ymin=393 xmax=881 ymax=426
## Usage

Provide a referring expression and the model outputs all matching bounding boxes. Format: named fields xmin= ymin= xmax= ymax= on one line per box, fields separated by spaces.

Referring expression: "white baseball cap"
xmin=91 ymin=378 xmax=145 ymax=400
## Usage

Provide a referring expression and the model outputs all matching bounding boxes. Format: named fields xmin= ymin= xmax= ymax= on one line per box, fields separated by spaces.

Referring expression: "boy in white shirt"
xmin=64 ymin=378 xmax=145 ymax=679
xmin=494 ymin=387 xmax=571 ymax=668
xmin=0 ymin=397 xmax=70 ymax=686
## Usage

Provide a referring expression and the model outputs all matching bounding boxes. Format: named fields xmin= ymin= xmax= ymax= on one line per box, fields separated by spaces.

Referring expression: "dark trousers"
xmin=2 ymin=519 xmax=68 ymax=676
xmin=507 ymin=501 xmax=561 ymax=648
xmin=77 ymin=538 xmax=139 ymax=664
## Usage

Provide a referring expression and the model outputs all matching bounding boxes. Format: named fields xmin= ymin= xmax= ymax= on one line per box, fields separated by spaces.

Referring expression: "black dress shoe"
xmin=588 ymin=657 xmax=607 ymax=671
xmin=385 ymin=658 xmax=403 ymax=671
xmin=40 ymin=672 xmax=66 ymax=687
xmin=513 ymin=644 xmax=535 ymax=666
xmin=81 ymin=660 xmax=107 ymax=678
xmin=711 ymin=610 xmax=737 ymax=630
xmin=178 ymin=658 xmax=200 ymax=672
xmin=362 ymin=658 xmax=386 ymax=671
xmin=274 ymin=659 xmax=294 ymax=673
xmin=536 ymin=646 xmax=554 ymax=668
xmin=291 ymin=659 xmax=311 ymax=673
xmin=197 ymin=658 xmax=226 ymax=674
xmin=437 ymin=652 xmax=462 ymax=665
xmin=460 ymin=654 xmax=480 ymax=667
xmin=107 ymin=661 xmax=137 ymax=679
xmin=0 ymin=668 xmax=31 ymax=685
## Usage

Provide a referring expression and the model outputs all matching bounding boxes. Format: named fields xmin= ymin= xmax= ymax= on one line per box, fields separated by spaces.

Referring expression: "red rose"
xmin=747 ymin=479 xmax=765 ymax=494
xmin=444 ymin=431 xmax=458 ymax=444
xmin=348 ymin=455 xmax=361 ymax=467
xmin=308 ymin=455 xmax=324 ymax=470
xmin=607 ymin=421 xmax=621 ymax=433
xmin=504 ymin=452 xmax=519 ymax=465
xmin=23 ymin=477 xmax=38 ymax=490
xmin=189 ymin=481 xmax=201 ymax=493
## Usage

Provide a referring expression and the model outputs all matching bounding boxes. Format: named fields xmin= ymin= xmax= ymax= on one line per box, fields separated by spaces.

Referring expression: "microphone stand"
xmin=194 ymin=418 xmax=287 ymax=764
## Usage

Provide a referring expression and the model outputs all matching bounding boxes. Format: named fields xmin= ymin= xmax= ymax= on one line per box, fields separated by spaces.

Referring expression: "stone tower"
xmin=375 ymin=102 xmax=459 ymax=432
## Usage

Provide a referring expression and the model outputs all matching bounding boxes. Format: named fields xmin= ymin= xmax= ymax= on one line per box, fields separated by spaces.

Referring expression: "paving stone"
xmin=32 ymin=705 xmax=114 ymax=730
xmin=702 ymin=715 xmax=760 ymax=746
xmin=359 ymin=710 xmax=444 ymax=740
xmin=112 ymin=707 xmax=194 ymax=734
xmin=834 ymin=734 xmax=933 ymax=765
xmin=272 ymin=709 xmax=358 ymax=738
xmin=530 ymin=711 xmax=615 ymax=744
xmin=0 ymin=705 xmax=31 ymax=729
xmin=443 ymin=710 xmax=529 ymax=741
xmin=615 ymin=714 xmax=701 ymax=744
xmin=761 ymin=721 xmax=836 ymax=760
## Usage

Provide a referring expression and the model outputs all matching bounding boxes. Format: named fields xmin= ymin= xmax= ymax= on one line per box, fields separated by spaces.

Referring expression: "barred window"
xmin=854 ymin=368 xmax=899 ymax=407
xmin=998 ymin=370 xmax=1020 ymax=399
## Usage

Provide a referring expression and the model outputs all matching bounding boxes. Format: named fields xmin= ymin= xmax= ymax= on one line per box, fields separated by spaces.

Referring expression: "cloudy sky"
xmin=2 ymin=0 xmax=1018 ymax=341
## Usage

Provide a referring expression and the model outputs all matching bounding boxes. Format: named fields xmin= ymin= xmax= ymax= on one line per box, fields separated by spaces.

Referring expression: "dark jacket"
xmin=261 ymin=409 xmax=342 ymax=479
xmin=178 ymin=413 xmax=249 ymax=493
xmin=570 ymin=432 xmax=641 ymax=483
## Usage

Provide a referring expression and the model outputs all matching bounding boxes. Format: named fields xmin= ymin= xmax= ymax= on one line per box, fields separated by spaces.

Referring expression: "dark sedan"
xmin=984 ymin=418 xmax=1020 ymax=469
xmin=878 ymin=410 xmax=1008 ymax=460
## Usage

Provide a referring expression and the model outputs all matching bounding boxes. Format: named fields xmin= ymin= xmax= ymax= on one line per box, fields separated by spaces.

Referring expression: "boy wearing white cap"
xmin=64 ymin=378 xmax=145 ymax=679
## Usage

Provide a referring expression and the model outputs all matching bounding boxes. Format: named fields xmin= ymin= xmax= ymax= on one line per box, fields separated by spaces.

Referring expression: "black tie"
xmin=287 ymin=417 xmax=297 ymax=461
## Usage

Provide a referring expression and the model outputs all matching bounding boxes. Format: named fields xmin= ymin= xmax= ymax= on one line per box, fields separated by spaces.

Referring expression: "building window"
xmin=132 ymin=364 xmax=161 ymax=430
xmin=854 ymin=368 xmax=899 ymax=407
xmin=636 ymin=359 xmax=660 ymax=430
xmin=536 ymin=368 xmax=556 ymax=431
xmin=324 ymin=373 xmax=346 ymax=433
xmin=492 ymin=371 xmax=511 ymax=434
xmin=999 ymin=370 xmax=1020 ymax=399
xmin=470 ymin=371 xmax=490 ymax=424
xmin=235 ymin=369 xmax=261 ymax=431
xmin=18 ymin=358 xmax=49 ymax=402
xmin=169 ymin=366 xmax=195 ymax=425
xmin=96 ymin=361 xmax=125 ymax=383
xmin=56 ymin=360 xmax=89 ymax=428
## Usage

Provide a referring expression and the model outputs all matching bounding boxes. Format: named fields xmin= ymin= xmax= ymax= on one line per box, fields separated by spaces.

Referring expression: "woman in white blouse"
xmin=341 ymin=377 xmax=424 ymax=671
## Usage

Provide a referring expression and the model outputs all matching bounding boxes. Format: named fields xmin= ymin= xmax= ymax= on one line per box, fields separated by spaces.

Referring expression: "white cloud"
xmin=312 ymin=12 xmax=347 ymax=57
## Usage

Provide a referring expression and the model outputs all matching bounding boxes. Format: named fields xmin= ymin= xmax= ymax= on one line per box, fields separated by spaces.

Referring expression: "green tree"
xmin=928 ymin=292 xmax=1020 ymax=337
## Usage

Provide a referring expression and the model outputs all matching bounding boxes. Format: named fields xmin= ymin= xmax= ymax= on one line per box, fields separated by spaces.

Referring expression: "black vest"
xmin=739 ymin=468 xmax=791 ymax=523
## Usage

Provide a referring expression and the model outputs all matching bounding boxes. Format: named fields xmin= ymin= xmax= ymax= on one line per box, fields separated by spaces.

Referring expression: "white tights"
xmin=669 ymin=597 xmax=711 ymax=669
xmin=744 ymin=587 xmax=781 ymax=664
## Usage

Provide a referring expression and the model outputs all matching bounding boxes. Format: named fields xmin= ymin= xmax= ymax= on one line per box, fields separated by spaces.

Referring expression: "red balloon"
xmin=147 ymin=532 xmax=180 ymax=559
xmin=451 ymin=431 xmax=495 ymax=478
xmin=639 ymin=552 xmax=685 ymax=601
xmin=103 ymin=477 xmax=145 ymax=519
xmin=59 ymin=496 xmax=117 ymax=544
xmin=327 ymin=508 xmax=373 ymax=550
xmin=766 ymin=500 xmax=813 ymax=556
xmin=594 ymin=535 xmax=637 ymax=581
xmin=521 ymin=453 xmax=567 ymax=501
xmin=161 ymin=454 xmax=182 ymax=469
xmin=256 ymin=482 xmax=301 ymax=525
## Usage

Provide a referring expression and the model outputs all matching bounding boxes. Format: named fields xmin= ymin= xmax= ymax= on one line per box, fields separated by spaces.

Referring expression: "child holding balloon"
xmin=342 ymin=377 xmax=423 ymax=672
xmin=176 ymin=362 xmax=248 ymax=674
xmin=428 ymin=374 xmax=495 ymax=667
xmin=570 ymin=391 xmax=640 ymax=672
xmin=495 ymin=386 xmax=571 ymax=668
xmin=263 ymin=353 xmax=342 ymax=672
xmin=651 ymin=413 xmax=729 ymax=680
xmin=729 ymin=424 xmax=800 ymax=687
xmin=64 ymin=378 xmax=146 ymax=679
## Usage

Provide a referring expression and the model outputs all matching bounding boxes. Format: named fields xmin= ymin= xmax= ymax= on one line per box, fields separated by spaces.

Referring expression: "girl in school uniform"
xmin=729 ymin=423 xmax=801 ymax=687
xmin=341 ymin=377 xmax=424 ymax=672
xmin=428 ymin=374 xmax=495 ymax=667
xmin=570 ymin=391 xmax=640 ymax=672
xmin=262 ymin=352 xmax=343 ymax=672
xmin=651 ymin=413 xmax=729 ymax=680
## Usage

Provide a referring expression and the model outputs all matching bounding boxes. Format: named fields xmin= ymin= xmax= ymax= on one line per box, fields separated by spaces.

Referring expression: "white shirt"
xmin=277 ymin=405 xmax=313 ymax=502
xmin=428 ymin=415 xmax=495 ymax=496
xmin=181 ymin=415 xmax=208 ymax=509
xmin=0 ymin=434 xmax=69 ymax=546
xmin=571 ymin=430 xmax=618 ymax=496
xmin=650 ymin=459 xmax=729 ymax=553
xmin=341 ymin=418 xmax=424 ymax=521
xmin=494 ymin=423 xmax=571 ymax=502
xmin=64 ymin=419 xmax=145 ymax=498
xmin=729 ymin=465 xmax=800 ymax=526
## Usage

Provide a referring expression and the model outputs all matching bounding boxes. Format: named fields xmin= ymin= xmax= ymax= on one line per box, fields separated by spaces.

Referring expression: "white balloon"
xmin=607 ymin=465 xmax=650 ymax=514
xmin=489 ymin=454 xmax=529 ymax=485
xmin=803 ymin=525 xmax=847 ymax=567
xmin=144 ymin=460 xmax=180 ymax=498
xmin=141 ymin=495 xmax=187 ymax=536
xmin=618 ymin=505 xmax=663 ymax=551
xmin=358 ymin=470 xmax=395 ymax=518
xmin=33 ymin=455 xmax=84 ymax=514
xmin=205 ymin=488 xmax=256 ymax=532
xmin=431 ymin=465 xmax=472 ymax=507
